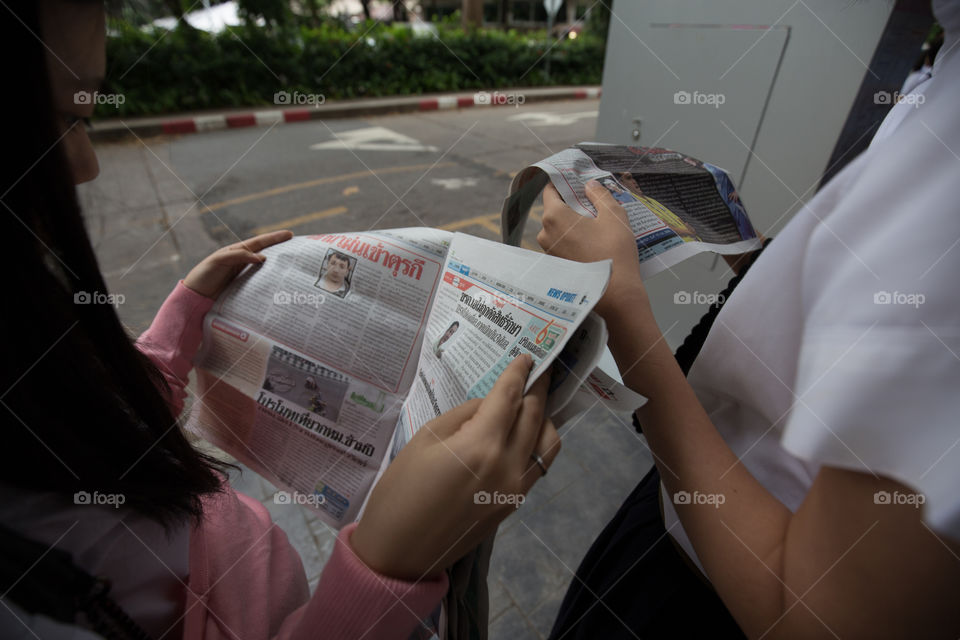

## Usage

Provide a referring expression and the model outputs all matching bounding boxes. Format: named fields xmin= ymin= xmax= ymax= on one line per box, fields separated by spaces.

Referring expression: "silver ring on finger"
xmin=530 ymin=452 xmax=548 ymax=476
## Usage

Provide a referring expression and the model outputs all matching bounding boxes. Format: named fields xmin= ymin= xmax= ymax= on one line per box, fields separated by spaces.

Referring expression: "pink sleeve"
xmin=281 ymin=523 xmax=448 ymax=640
xmin=135 ymin=281 xmax=215 ymax=417
xmin=185 ymin=488 xmax=448 ymax=640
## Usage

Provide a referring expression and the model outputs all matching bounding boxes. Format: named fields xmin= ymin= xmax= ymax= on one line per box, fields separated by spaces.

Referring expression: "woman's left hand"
xmin=183 ymin=230 xmax=294 ymax=299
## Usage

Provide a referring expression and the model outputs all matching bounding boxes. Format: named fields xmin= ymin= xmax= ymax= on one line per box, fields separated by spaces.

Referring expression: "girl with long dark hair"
xmin=0 ymin=1 xmax=560 ymax=637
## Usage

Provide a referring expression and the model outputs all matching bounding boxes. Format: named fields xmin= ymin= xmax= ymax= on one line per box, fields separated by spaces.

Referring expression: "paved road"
xmin=82 ymin=99 xmax=600 ymax=331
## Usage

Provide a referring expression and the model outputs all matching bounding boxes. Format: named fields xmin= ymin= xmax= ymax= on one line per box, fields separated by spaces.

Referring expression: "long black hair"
xmin=1 ymin=1 xmax=228 ymax=528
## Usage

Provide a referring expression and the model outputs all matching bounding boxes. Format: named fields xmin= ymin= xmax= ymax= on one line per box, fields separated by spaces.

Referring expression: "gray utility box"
xmin=593 ymin=0 xmax=919 ymax=353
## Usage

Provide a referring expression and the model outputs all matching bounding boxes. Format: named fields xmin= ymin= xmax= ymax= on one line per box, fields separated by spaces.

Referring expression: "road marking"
xmin=251 ymin=206 xmax=348 ymax=235
xmin=310 ymin=126 xmax=439 ymax=152
xmin=342 ymin=185 xmax=359 ymax=196
xmin=202 ymin=162 xmax=455 ymax=213
xmin=506 ymin=111 xmax=597 ymax=127
xmin=431 ymin=177 xmax=479 ymax=190
xmin=436 ymin=204 xmax=543 ymax=232
xmin=437 ymin=213 xmax=499 ymax=231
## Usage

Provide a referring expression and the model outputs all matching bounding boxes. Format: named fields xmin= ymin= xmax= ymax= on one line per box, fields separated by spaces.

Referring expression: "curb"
xmin=90 ymin=87 xmax=601 ymax=142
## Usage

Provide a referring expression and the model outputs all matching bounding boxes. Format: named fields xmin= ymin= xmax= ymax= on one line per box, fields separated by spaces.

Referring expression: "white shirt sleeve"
xmin=781 ymin=76 xmax=960 ymax=541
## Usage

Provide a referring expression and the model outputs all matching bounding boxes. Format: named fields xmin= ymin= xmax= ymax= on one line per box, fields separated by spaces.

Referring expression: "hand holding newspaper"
xmin=503 ymin=143 xmax=762 ymax=276
xmin=185 ymin=228 xmax=646 ymax=529
xmin=187 ymin=143 xmax=759 ymax=529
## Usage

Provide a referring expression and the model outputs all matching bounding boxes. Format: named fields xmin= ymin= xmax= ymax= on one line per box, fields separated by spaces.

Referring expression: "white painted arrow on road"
xmin=431 ymin=177 xmax=479 ymax=190
xmin=507 ymin=111 xmax=597 ymax=127
xmin=310 ymin=126 xmax=439 ymax=152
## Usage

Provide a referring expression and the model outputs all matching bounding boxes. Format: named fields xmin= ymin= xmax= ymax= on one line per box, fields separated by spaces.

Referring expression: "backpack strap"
xmin=0 ymin=523 xmax=154 ymax=640
xmin=634 ymin=238 xmax=772 ymax=434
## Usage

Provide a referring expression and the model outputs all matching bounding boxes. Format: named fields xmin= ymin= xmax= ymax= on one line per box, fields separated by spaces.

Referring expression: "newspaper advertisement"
xmin=185 ymin=229 xmax=450 ymax=528
xmin=502 ymin=143 xmax=763 ymax=277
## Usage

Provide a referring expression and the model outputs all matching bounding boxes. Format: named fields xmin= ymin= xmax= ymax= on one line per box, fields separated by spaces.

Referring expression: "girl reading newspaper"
xmin=0 ymin=2 xmax=560 ymax=638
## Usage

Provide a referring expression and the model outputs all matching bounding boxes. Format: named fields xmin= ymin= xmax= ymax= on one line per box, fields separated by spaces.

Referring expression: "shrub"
xmin=100 ymin=20 xmax=604 ymax=117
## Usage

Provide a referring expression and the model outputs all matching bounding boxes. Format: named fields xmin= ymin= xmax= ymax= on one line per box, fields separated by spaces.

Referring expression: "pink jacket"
xmin=136 ymin=282 xmax=448 ymax=640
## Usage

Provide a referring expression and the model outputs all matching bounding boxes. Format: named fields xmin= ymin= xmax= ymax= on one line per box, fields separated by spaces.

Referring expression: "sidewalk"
xmin=90 ymin=85 xmax=601 ymax=142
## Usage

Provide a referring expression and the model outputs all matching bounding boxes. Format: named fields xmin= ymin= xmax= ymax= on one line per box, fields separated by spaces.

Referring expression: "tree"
xmin=462 ymin=0 xmax=482 ymax=28
xmin=238 ymin=0 xmax=291 ymax=29
xmin=392 ymin=0 xmax=408 ymax=22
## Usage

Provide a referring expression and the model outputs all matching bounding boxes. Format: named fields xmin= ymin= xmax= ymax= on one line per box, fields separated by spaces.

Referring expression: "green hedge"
xmin=100 ymin=21 xmax=605 ymax=117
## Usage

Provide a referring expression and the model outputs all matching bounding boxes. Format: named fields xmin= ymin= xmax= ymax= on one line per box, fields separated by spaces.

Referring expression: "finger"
xmin=585 ymin=180 xmax=631 ymax=227
xmin=520 ymin=418 xmax=561 ymax=492
xmin=541 ymin=185 xmax=584 ymax=227
xmin=233 ymin=230 xmax=294 ymax=253
xmin=539 ymin=186 xmax=586 ymax=253
xmin=419 ymin=398 xmax=483 ymax=442
xmin=506 ymin=367 xmax=550 ymax=457
xmin=542 ymin=183 xmax=565 ymax=209
xmin=214 ymin=249 xmax=269 ymax=267
xmin=467 ymin=354 xmax=533 ymax=442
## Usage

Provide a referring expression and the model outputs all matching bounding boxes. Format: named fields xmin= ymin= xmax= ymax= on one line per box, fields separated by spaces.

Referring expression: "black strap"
xmin=634 ymin=239 xmax=772 ymax=434
xmin=0 ymin=523 xmax=154 ymax=640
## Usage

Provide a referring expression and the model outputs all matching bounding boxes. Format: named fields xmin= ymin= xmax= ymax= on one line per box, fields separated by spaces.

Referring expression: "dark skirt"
xmin=548 ymin=466 xmax=746 ymax=639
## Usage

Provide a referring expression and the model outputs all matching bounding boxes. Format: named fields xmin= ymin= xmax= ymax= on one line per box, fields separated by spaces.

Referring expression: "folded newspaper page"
xmin=385 ymin=233 xmax=612 ymax=460
xmin=502 ymin=143 xmax=762 ymax=277
xmin=185 ymin=228 xmax=646 ymax=529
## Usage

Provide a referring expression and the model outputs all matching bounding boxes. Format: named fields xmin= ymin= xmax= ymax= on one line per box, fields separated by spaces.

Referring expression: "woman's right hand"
xmin=537 ymin=181 xmax=646 ymax=317
xmin=351 ymin=355 xmax=560 ymax=581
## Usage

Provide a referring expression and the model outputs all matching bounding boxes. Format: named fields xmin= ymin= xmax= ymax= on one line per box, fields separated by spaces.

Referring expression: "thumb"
xmin=585 ymin=179 xmax=632 ymax=229
xmin=420 ymin=398 xmax=483 ymax=441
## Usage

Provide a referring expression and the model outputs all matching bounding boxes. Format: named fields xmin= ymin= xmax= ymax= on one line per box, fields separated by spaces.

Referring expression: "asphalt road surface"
xmin=82 ymin=99 xmax=600 ymax=331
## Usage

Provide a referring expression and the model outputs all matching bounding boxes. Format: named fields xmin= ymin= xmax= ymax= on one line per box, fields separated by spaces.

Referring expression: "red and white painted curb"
xmin=153 ymin=87 xmax=602 ymax=136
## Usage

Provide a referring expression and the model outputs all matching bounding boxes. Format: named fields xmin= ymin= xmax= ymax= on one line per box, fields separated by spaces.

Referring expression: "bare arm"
xmin=539 ymin=181 xmax=960 ymax=638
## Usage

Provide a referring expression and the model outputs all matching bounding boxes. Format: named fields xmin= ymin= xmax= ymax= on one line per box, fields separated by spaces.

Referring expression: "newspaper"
xmin=503 ymin=143 xmax=762 ymax=277
xmin=185 ymin=228 xmax=646 ymax=529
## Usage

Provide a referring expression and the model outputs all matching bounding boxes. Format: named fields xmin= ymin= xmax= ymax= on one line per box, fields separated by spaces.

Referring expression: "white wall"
xmin=595 ymin=0 xmax=896 ymax=351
